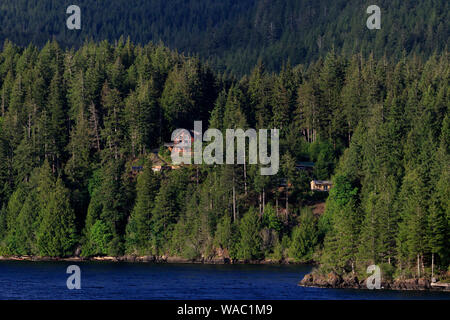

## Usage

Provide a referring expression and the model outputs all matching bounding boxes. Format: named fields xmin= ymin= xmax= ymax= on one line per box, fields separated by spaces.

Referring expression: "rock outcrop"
xmin=299 ymin=271 xmax=446 ymax=291
xmin=299 ymin=271 xmax=361 ymax=289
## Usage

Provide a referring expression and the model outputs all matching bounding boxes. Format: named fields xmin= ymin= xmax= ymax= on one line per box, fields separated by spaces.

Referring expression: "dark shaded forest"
xmin=0 ymin=39 xmax=448 ymax=282
xmin=0 ymin=0 xmax=448 ymax=75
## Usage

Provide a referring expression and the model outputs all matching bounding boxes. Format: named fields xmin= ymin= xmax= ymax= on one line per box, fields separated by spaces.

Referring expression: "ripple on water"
xmin=0 ymin=261 xmax=449 ymax=300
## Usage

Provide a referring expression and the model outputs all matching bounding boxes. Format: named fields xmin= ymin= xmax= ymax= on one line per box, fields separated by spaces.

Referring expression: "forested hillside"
xmin=0 ymin=39 xmax=448 ymax=282
xmin=0 ymin=0 xmax=448 ymax=74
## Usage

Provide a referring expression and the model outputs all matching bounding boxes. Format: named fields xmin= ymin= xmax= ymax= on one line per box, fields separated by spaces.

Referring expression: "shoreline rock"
xmin=299 ymin=271 xmax=449 ymax=292
xmin=0 ymin=255 xmax=307 ymax=265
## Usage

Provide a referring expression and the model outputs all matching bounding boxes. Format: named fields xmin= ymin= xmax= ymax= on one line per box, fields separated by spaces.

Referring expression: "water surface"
xmin=0 ymin=261 xmax=448 ymax=300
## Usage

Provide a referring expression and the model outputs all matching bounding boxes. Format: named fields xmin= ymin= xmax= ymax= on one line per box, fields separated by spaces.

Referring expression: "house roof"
xmin=311 ymin=180 xmax=332 ymax=185
xmin=149 ymin=152 xmax=167 ymax=167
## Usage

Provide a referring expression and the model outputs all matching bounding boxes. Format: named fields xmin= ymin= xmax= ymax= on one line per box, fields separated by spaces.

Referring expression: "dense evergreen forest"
xmin=0 ymin=0 xmax=448 ymax=75
xmin=0 ymin=38 xmax=448 ymax=281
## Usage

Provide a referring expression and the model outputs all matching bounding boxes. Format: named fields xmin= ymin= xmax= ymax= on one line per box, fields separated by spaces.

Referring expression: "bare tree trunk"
xmin=90 ymin=102 xmax=101 ymax=151
xmin=244 ymin=162 xmax=247 ymax=195
xmin=33 ymin=104 xmax=37 ymax=149
xmin=27 ymin=113 xmax=32 ymax=138
xmin=1 ymin=88 xmax=4 ymax=117
xmin=431 ymin=253 xmax=434 ymax=280
xmin=421 ymin=254 xmax=425 ymax=277
xmin=348 ymin=121 xmax=351 ymax=145
xmin=262 ymin=187 xmax=265 ymax=215
xmin=131 ymin=130 xmax=136 ymax=158
xmin=285 ymin=184 xmax=289 ymax=219
xmin=114 ymin=107 xmax=118 ymax=160
xmin=417 ymin=254 xmax=420 ymax=278
xmin=259 ymin=193 xmax=262 ymax=216
xmin=196 ymin=166 xmax=199 ymax=187
xmin=232 ymin=170 xmax=236 ymax=222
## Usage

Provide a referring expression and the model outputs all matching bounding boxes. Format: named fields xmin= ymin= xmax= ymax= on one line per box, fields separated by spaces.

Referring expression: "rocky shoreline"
xmin=3 ymin=255 xmax=448 ymax=292
xmin=299 ymin=271 xmax=450 ymax=292
xmin=0 ymin=254 xmax=299 ymax=265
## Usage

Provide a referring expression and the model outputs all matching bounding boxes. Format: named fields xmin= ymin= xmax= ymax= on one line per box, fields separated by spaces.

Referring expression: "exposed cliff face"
xmin=299 ymin=271 xmax=449 ymax=292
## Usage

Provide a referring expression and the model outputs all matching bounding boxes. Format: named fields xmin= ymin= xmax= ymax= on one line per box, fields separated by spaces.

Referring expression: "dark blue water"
xmin=0 ymin=261 xmax=448 ymax=300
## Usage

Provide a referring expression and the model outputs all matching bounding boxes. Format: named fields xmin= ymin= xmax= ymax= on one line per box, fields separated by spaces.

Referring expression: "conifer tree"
xmin=237 ymin=207 xmax=262 ymax=260
xmin=13 ymin=187 xmax=39 ymax=255
xmin=101 ymin=82 xmax=125 ymax=161
xmin=289 ymin=209 xmax=317 ymax=262
xmin=37 ymin=178 xmax=77 ymax=257
xmin=47 ymin=71 xmax=68 ymax=170
xmin=126 ymin=162 xmax=160 ymax=254
xmin=5 ymin=184 xmax=27 ymax=253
